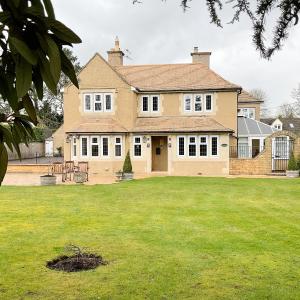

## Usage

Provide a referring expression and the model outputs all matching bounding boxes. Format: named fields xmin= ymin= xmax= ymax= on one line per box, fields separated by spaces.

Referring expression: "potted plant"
xmin=122 ymin=151 xmax=133 ymax=180
xmin=40 ymin=165 xmax=56 ymax=185
xmin=286 ymin=152 xmax=300 ymax=178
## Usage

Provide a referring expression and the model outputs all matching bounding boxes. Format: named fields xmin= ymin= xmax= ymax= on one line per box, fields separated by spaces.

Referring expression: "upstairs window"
xmin=141 ymin=95 xmax=160 ymax=113
xmin=134 ymin=137 xmax=142 ymax=157
xmin=238 ymin=108 xmax=255 ymax=119
xmin=205 ymin=94 xmax=213 ymax=111
xmin=183 ymin=93 xmax=213 ymax=113
xmin=83 ymin=93 xmax=113 ymax=113
xmin=84 ymin=95 xmax=92 ymax=112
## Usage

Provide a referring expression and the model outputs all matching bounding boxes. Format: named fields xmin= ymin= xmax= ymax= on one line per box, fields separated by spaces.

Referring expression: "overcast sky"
xmin=52 ymin=0 xmax=300 ymax=115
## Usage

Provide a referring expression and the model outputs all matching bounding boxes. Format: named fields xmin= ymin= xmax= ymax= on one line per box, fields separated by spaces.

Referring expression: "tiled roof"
xmin=66 ymin=118 xmax=128 ymax=133
xmin=114 ymin=63 xmax=241 ymax=92
xmin=261 ymin=117 xmax=300 ymax=134
xmin=132 ymin=116 xmax=233 ymax=133
xmin=238 ymin=90 xmax=263 ymax=103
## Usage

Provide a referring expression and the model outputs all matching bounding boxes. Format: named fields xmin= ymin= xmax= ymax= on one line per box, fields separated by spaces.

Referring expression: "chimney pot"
xmin=107 ymin=37 xmax=124 ymax=66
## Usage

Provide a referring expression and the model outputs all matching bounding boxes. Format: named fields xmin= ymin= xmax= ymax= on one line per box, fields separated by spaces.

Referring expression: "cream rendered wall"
xmin=138 ymin=91 xmax=238 ymax=135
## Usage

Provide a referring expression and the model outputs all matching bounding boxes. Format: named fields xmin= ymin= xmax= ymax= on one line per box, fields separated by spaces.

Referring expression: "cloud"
xmin=52 ymin=0 xmax=300 ymax=113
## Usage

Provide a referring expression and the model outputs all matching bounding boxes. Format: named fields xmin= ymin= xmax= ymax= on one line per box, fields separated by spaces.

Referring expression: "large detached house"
xmin=63 ymin=38 xmax=266 ymax=176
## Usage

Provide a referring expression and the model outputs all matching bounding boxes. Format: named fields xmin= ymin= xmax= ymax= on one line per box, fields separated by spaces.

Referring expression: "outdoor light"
xmin=143 ymin=136 xmax=147 ymax=143
xmin=66 ymin=135 xmax=72 ymax=143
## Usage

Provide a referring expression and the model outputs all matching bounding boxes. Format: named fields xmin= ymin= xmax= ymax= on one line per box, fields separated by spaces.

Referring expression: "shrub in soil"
xmin=46 ymin=245 xmax=107 ymax=272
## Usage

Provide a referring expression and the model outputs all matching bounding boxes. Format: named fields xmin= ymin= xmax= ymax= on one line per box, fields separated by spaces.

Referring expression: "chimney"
xmin=107 ymin=36 xmax=125 ymax=66
xmin=191 ymin=47 xmax=211 ymax=67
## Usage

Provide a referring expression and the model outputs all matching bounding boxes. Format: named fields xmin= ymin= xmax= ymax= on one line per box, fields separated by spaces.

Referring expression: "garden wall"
xmin=230 ymin=131 xmax=300 ymax=175
xmin=7 ymin=142 xmax=44 ymax=161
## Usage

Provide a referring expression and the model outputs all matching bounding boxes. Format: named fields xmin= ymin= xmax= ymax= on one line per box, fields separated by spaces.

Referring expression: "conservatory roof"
xmin=238 ymin=117 xmax=277 ymax=137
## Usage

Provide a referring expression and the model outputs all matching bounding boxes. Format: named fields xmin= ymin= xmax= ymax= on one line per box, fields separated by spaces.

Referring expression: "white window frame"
xmin=101 ymin=136 xmax=110 ymax=157
xmin=210 ymin=136 xmax=219 ymax=157
xmin=80 ymin=136 xmax=89 ymax=157
xmin=94 ymin=94 xmax=103 ymax=112
xmin=142 ymin=96 xmax=149 ymax=112
xmin=133 ymin=136 xmax=142 ymax=157
xmin=188 ymin=136 xmax=197 ymax=157
xmin=72 ymin=137 xmax=77 ymax=159
xmin=205 ymin=94 xmax=213 ymax=112
xmin=194 ymin=94 xmax=203 ymax=112
xmin=114 ymin=136 xmax=123 ymax=158
xmin=199 ymin=135 xmax=208 ymax=157
xmin=177 ymin=136 xmax=186 ymax=157
xmin=83 ymin=94 xmax=92 ymax=112
xmin=151 ymin=95 xmax=160 ymax=113
xmin=238 ymin=107 xmax=255 ymax=119
xmin=104 ymin=93 xmax=113 ymax=112
xmin=91 ymin=136 xmax=100 ymax=157
xmin=184 ymin=94 xmax=192 ymax=112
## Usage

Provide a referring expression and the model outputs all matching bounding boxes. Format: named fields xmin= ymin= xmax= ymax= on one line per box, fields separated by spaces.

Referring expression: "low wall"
xmin=7 ymin=142 xmax=44 ymax=160
xmin=230 ymin=131 xmax=300 ymax=175
xmin=7 ymin=164 xmax=49 ymax=173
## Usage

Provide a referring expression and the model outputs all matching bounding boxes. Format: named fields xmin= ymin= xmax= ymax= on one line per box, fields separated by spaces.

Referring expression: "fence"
xmin=230 ymin=145 xmax=263 ymax=159
xmin=7 ymin=142 xmax=44 ymax=161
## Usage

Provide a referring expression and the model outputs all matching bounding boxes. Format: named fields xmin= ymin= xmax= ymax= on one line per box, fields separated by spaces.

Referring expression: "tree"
xmin=291 ymin=83 xmax=300 ymax=116
xmin=249 ymin=88 xmax=269 ymax=118
xmin=133 ymin=0 xmax=300 ymax=59
xmin=0 ymin=0 xmax=81 ymax=185
xmin=277 ymin=103 xmax=296 ymax=118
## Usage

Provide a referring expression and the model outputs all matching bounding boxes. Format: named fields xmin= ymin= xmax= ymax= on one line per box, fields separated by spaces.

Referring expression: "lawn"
xmin=0 ymin=177 xmax=300 ymax=300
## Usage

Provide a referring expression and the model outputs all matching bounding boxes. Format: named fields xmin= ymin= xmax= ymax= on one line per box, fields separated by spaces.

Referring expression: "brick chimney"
xmin=107 ymin=37 xmax=124 ymax=66
xmin=191 ymin=47 xmax=211 ymax=67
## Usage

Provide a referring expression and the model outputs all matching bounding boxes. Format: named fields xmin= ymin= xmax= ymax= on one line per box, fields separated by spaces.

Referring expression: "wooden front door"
xmin=151 ymin=136 xmax=168 ymax=171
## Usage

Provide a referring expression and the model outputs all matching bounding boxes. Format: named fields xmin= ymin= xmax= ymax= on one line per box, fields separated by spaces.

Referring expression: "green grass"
xmin=0 ymin=177 xmax=300 ymax=300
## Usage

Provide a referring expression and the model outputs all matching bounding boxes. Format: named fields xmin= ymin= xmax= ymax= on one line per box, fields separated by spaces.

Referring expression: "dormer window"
xmin=83 ymin=92 xmax=113 ymax=113
xmin=140 ymin=95 xmax=160 ymax=114
xmin=183 ymin=93 xmax=213 ymax=113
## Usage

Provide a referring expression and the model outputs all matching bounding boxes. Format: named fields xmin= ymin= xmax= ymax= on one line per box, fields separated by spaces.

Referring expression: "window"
xmin=142 ymin=96 xmax=149 ymax=112
xmin=94 ymin=94 xmax=102 ymax=112
xmin=205 ymin=94 xmax=212 ymax=111
xmin=84 ymin=95 xmax=92 ymax=112
xmin=188 ymin=136 xmax=197 ymax=156
xmin=134 ymin=136 xmax=142 ymax=157
xmin=199 ymin=136 xmax=208 ymax=157
xmin=238 ymin=108 xmax=255 ymax=119
xmin=105 ymin=94 xmax=112 ymax=111
xmin=183 ymin=93 xmax=214 ymax=113
xmin=178 ymin=136 xmax=185 ymax=156
xmin=194 ymin=95 xmax=202 ymax=112
xmin=211 ymin=136 xmax=219 ymax=156
xmin=91 ymin=137 xmax=100 ymax=157
xmin=83 ymin=93 xmax=113 ymax=112
xmin=115 ymin=137 xmax=122 ymax=157
xmin=72 ymin=137 xmax=77 ymax=158
xmin=101 ymin=137 xmax=109 ymax=156
xmin=152 ymin=96 xmax=159 ymax=112
xmin=184 ymin=95 xmax=192 ymax=111
xmin=81 ymin=137 xmax=88 ymax=156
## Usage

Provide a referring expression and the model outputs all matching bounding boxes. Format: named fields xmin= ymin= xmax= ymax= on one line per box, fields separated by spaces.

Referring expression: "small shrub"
xmin=123 ymin=151 xmax=133 ymax=173
xmin=288 ymin=152 xmax=298 ymax=171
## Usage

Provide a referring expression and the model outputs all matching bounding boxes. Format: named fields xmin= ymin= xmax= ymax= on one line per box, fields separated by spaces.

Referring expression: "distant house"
xmin=261 ymin=117 xmax=300 ymax=135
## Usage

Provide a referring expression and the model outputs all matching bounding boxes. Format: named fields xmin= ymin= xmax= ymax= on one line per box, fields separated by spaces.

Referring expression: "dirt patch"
xmin=46 ymin=253 xmax=107 ymax=272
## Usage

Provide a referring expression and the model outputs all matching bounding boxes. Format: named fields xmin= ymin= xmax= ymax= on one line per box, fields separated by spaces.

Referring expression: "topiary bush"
xmin=288 ymin=152 xmax=298 ymax=170
xmin=123 ymin=151 xmax=133 ymax=173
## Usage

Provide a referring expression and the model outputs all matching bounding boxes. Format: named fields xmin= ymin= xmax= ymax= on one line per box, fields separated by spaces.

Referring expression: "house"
xmin=238 ymin=90 xmax=263 ymax=120
xmin=63 ymin=38 xmax=267 ymax=176
xmin=261 ymin=117 xmax=300 ymax=134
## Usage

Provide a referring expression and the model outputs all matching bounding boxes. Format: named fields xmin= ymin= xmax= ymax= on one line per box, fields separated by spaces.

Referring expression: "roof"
xmin=66 ymin=118 xmax=128 ymax=134
xmin=238 ymin=90 xmax=262 ymax=103
xmin=114 ymin=63 xmax=241 ymax=92
xmin=238 ymin=117 xmax=277 ymax=137
xmin=132 ymin=116 xmax=233 ymax=133
xmin=261 ymin=117 xmax=300 ymax=133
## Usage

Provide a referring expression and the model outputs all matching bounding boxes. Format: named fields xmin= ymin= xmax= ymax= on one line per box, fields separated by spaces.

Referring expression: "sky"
xmin=52 ymin=0 xmax=300 ymax=115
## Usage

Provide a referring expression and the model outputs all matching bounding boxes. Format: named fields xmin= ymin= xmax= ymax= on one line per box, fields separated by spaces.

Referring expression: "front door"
xmin=152 ymin=136 xmax=168 ymax=171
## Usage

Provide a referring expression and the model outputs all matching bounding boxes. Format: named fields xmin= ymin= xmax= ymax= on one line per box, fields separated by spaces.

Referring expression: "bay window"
xmin=188 ymin=136 xmax=197 ymax=157
xmin=210 ymin=136 xmax=219 ymax=156
xmin=115 ymin=137 xmax=122 ymax=157
xmin=81 ymin=137 xmax=88 ymax=157
xmin=102 ymin=137 xmax=109 ymax=156
xmin=199 ymin=136 xmax=208 ymax=157
xmin=91 ymin=137 xmax=100 ymax=157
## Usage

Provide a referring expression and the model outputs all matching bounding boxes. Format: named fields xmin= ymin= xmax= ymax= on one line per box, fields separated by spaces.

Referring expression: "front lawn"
xmin=0 ymin=177 xmax=299 ymax=299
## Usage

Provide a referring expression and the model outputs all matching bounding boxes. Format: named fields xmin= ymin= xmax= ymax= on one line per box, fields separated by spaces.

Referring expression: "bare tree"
xmin=277 ymin=103 xmax=297 ymax=118
xmin=291 ymin=83 xmax=300 ymax=115
xmin=249 ymin=88 xmax=270 ymax=118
